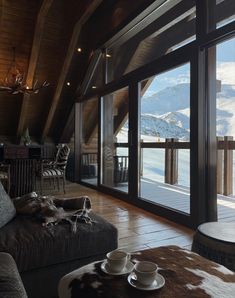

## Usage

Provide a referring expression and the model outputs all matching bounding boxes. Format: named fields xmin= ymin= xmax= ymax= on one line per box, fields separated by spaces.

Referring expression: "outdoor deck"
xmin=82 ymin=177 xmax=235 ymax=223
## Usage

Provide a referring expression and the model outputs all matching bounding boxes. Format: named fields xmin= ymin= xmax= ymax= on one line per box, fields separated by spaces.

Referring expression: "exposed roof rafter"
xmin=16 ymin=0 xmax=53 ymax=142
xmin=0 ymin=0 xmax=3 ymax=31
xmin=41 ymin=0 xmax=103 ymax=143
xmin=59 ymin=105 xmax=75 ymax=143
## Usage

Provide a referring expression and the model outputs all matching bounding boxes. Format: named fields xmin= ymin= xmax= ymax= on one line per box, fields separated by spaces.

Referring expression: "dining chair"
xmin=39 ymin=144 xmax=70 ymax=194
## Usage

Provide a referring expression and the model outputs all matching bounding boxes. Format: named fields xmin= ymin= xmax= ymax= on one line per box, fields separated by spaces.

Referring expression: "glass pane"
xmin=208 ymin=0 xmax=235 ymax=31
xmin=101 ymin=87 xmax=129 ymax=193
xmin=215 ymin=37 xmax=235 ymax=222
xmin=139 ymin=63 xmax=191 ymax=214
xmin=80 ymin=97 xmax=98 ymax=186
xmin=85 ymin=51 xmax=104 ymax=95
xmin=107 ymin=1 xmax=195 ymax=83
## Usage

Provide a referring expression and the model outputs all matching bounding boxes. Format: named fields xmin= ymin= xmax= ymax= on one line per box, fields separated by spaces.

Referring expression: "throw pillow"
xmin=0 ymin=181 xmax=16 ymax=228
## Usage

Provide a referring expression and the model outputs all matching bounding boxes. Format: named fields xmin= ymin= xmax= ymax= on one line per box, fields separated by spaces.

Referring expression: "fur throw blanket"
xmin=12 ymin=192 xmax=93 ymax=232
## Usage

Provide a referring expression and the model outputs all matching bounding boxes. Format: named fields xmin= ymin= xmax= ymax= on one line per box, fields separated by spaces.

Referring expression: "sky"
xmin=144 ymin=37 xmax=235 ymax=97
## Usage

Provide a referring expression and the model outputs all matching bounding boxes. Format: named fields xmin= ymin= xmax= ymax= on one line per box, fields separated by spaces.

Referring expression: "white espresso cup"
xmin=106 ymin=250 xmax=130 ymax=273
xmin=134 ymin=261 xmax=158 ymax=286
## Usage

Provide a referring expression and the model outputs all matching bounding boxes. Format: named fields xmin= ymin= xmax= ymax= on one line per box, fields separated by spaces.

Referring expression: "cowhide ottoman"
xmin=58 ymin=245 xmax=235 ymax=298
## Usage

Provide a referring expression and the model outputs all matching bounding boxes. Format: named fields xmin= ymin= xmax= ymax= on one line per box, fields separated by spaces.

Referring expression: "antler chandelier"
xmin=0 ymin=47 xmax=49 ymax=95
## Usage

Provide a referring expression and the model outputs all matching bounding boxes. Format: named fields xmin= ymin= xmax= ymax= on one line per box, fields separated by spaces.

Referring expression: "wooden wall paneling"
xmin=59 ymin=104 xmax=75 ymax=143
xmin=0 ymin=0 xmax=2 ymax=31
xmin=83 ymin=100 xmax=99 ymax=144
xmin=0 ymin=2 xmax=39 ymax=76
xmin=113 ymin=89 xmax=129 ymax=135
xmin=81 ymin=135 xmax=98 ymax=153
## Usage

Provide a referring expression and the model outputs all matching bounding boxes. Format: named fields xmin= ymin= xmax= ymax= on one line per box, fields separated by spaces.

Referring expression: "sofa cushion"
xmin=0 ymin=212 xmax=118 ymax=272
xmin=0 ymin=252 xmax=28 ymax=298
xmin=0 ymin=181 xmax=16 ymax=228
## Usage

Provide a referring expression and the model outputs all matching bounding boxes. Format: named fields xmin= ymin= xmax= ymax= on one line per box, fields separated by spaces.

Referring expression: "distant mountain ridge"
xmin=141 ymin=114 xmax=189 ymax=140
xmin=140 ymin=83 xmax=235 ymax=140
xmin=141 ymin=83 xmax=190 ymax=115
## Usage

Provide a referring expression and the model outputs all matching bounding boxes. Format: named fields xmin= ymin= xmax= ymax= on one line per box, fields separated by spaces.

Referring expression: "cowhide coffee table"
xmin=58 ymin=245 xmax=235 ymax=298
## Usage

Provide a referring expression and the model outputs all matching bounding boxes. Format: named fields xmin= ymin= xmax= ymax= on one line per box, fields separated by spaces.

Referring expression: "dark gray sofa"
xmin=0 ymin=182 xmax=118 ymax=298
xmin=0 ymin=252 xmax=27 ymax=298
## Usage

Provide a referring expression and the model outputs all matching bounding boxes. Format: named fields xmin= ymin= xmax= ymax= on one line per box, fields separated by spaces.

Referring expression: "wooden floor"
xmin=52 ymin=182 xmax=194 ymax=253
xmin=82 ymin=177 xmax=235 ymax=223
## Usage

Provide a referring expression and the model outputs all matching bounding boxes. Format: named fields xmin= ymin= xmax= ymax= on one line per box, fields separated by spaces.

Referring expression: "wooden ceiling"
xmin=0 ymin=0 xmax=156 ymax=144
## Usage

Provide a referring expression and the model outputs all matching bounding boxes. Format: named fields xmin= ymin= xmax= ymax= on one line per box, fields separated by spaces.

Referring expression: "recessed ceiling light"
xmin=77 ymin=48 xmax=82 ymax=52
xmin=92 ymin=86 xmax=97 ymax=89
xmin=66 ymin=82 xmax=71 ymax=86
xmin=106 ymin=53 xmax=111 ymax=58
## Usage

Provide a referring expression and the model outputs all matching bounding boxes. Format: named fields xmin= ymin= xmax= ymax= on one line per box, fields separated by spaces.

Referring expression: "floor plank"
xmin=51 ymin=182 xmax=194 ymax=252
xmin=83 ymin=177 xmax=235 ymax=223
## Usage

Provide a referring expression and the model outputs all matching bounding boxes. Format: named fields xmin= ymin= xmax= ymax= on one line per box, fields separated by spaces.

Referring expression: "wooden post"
xmin=216 ymin=137 xmax=223 ymax=194
xmin=74 ymin=103 xmax=82 ymax=182
xmin=165 ymin=138 xmax=178 ymax=185
xmin=165 ymin=139 xmax=171 ymax=184
xmin=223 ymin=136 xmax=233 ymax=196
xmin=140 ymin=139 xmax=143 ymax=176
xmin=171 ymin=138 xmax=178 ymax=185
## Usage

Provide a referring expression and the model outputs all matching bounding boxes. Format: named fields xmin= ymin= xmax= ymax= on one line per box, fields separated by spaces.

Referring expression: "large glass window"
xmin=207 ymin=0 xmax=235 ymax=32
xmin=101 ymin=87 xmax=129 ymax=193
xmin=80 ymin=97 xmax=98 ymax=186
xmin=139 ymin=63 xmax=191 ymax=214
xmin=106 ymin=1 xmax=195 ymax=83
xmin=215 ymin=37 xmax=235 ymax=222
xmin=85 ymin=51 xmax=104 ymax=94
xmin=78 ymin=0 xmax=235 ymax=227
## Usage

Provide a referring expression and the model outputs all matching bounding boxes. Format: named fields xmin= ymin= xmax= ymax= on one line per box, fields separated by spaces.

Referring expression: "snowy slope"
xmin=141 ymin=114 xmax=189 ymax=140
xmin=140 ymin=83 xmax=235 ymax=140
xmin=119 ymin=83 xmax=235 ymax=141
xmin=217 ymin=84 xmax=235 ymax=136
xmin=116 ymin=83 xmax=235 ymax=189
xmin=141 ymin=83 xmax=190 ymax=115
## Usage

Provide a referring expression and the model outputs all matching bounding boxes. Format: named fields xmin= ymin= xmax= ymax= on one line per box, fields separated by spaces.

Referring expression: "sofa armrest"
xmin=0 ymin=252 xmax=28 ymax=298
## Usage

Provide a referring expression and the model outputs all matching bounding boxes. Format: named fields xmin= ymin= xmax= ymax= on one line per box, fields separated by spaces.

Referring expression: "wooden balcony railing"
xmin=115 ymin=135 xmax=235 ymax=196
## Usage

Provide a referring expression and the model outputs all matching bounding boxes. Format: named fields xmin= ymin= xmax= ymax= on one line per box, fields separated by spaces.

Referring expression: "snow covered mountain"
xmin=141 ymin=114 xmax=189 ymax=140
xmin=217 ymin=84 xmax=235 ymax=137
xmin=141 ymin=83 xmax=190 ymax=115
xmin=139 ymin=83 xmax=235 ymax=140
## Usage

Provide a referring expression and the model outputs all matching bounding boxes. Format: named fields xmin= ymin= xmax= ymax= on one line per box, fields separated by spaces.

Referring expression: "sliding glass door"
xmin=101 ymin=87 xmax=129 ymax=193
xmin=139 ymin=63 xmax=191 ymax=214
xmin=212 ymin=37 xmax=235 ymax=222
xmin=80 ymin=97 xmax=98 ymax=186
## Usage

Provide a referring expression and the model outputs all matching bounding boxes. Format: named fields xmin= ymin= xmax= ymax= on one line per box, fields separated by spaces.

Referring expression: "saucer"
xmin=101 ymin=260 xmax=134 ymax=275
xmin=127 ymin=272 xmax=165 ymax=291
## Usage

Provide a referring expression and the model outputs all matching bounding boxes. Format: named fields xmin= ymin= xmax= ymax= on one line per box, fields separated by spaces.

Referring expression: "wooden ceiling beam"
xmin=41 ymin=0 xmax=103 ymax=143
xmin=16 ymin=0 xmax=53 ymax=142
xmin=0 ymin=0 xmax=3 ymax=30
